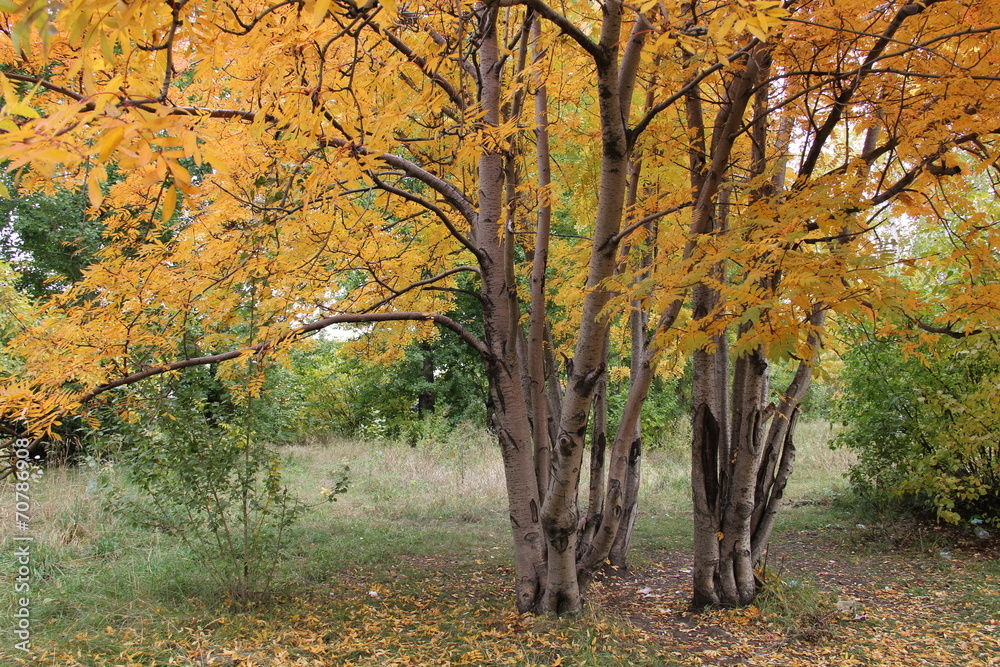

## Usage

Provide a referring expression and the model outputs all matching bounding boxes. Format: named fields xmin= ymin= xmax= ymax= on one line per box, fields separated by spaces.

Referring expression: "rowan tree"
xmin=2 ymin=0 xmax=1000 ymax=615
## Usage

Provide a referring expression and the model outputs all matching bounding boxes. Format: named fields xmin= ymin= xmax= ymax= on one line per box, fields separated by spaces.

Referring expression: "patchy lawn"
xmin=3 ymin=430 xmax=998 ymax=666
xmin=9 ymin=511 xmax=998 ymax=666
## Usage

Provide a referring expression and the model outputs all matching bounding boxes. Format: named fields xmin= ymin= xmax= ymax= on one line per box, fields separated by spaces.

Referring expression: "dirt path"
xmin=596 ymin=525 xmax=1000 ymax=666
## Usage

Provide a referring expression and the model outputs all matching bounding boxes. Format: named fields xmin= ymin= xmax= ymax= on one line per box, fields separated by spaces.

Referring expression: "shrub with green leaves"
xmin=606 ymin=367 xmax=689 ymax=449
xmin=835 ymin=329 xmax=1000 ymax=526
xmin=114 ymin=378 xmax=347 ymax=607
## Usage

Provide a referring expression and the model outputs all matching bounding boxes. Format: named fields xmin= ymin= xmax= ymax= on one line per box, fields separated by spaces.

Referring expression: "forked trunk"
xmin=475 ymin=6 xmax=547 ymax=613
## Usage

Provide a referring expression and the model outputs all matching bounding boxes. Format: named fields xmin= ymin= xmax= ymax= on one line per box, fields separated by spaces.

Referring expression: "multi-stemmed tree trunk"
xmin=690 ymin=312 xmax=825 ymax=607
xmin=680 ymin=0 xmax=984 ymax=607
xmin=0 ymin=0 xmax=676 ymax=616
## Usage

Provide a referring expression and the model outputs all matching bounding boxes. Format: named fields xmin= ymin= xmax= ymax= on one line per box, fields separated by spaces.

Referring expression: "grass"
xmin=783 ymin=419 xmax=854 ymax=501
xmin=1 ymin=419 xmax=996 ymax=666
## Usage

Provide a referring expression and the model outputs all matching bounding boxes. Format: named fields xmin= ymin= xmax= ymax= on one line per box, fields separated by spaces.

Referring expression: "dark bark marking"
xmin=695 ymin=402 xmax=721 ymax=512
xmin=593 ymin=432 xmax=607 ymax=464
xmin=628 ymin=437 xmax=641 ymax=465
xmin=571 ymin=363 xmax=606 ymax=396
xmin=558 ymin=434 xmax=574 ymax=457
xmin=530 ymin=498 xmax=539 ymax=524
xmin=518 ymin=576 xmax=540 ymax=611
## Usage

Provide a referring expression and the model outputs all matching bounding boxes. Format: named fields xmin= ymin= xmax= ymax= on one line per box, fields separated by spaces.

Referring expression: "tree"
xmin=663 ymin=0 xmax=1000 ymax=607
xmin=0 ymin=259 xmax=31 ymax=372
xmin=0 ymin=185 xmax=102 ymax=297
xmin=3 ymin=0 xmax=1000 ymax=615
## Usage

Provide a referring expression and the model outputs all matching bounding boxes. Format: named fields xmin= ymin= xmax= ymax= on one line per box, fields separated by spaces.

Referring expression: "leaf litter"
xmin=12 ymin=527 xmax=1000 ymax=666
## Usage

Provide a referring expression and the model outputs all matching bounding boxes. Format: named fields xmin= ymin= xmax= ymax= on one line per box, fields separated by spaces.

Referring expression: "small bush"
xmin=754 ymin=560 xmax=832 ymax=634
xmin=834 ymin=329 xmax=1000 ymax=526
xmin=107 ymin=377 xmax=348 ymax=608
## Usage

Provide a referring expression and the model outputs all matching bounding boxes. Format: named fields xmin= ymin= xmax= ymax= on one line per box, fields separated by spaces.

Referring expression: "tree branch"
xmin=322 ymin=137 xmax=477 ymax=224
xmin=369 ymin=174 xmax=483 ymax=260
xmin=363 ymin=265 xmax=482 ymax=311
xmin=798 ymin=0 xmax=947 ymax=179
xmin=520 ymin=0 xmax=602 ymax=62
xmin=1 ymin=311 xmax=490 ymax=458
xmin=381 ymin=30 xmax=469 ymax=111
xmin=604 ymin=202 xmax=692 ymax=250
xmin=629 ymin=41 xmax=758 ymax=146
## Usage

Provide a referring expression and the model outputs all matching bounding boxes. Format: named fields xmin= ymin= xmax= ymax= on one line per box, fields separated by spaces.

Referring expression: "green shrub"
xmin=289 ymin=337 xmax=487 ymax=441
xmin=834 ymin=329 xmax=1000 ymax=526
xmin=106 ymin=379 xmax=347 ymax=608
xmin=607 ymin=370 xmax=689 ymax=449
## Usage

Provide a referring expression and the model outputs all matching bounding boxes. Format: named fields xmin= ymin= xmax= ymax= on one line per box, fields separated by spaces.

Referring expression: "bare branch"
xmin=218 ymin=0 xmax=303 ymax=35
xmin=363 ymin=265 xmax=482 ymax=311
xmin=519 ymin=0 xmax=602 ymax=62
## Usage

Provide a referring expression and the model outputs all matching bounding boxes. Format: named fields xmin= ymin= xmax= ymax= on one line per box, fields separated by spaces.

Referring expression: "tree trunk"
xmin=687 ymin=44 xmax=791 ymax=608
xmin=580 ymin=354 xmax=608 ymax=550
xmin=417 ymin=342 xmax=435 ymax=416
xmin=607 ymin=422 xmax=640 ymax=568
xmin=536 ymin=0 xmax=642 ymax=616
xmin=474 ymin=5 xmax=547 ymax=613
xmin=608 ymin=299 xmax=647 ymax=568
xmin=528 ymin=15 xmax=553 ymax=502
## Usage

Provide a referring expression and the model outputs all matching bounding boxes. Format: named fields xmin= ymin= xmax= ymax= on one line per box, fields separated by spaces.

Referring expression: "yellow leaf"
xmin=0 ymin=71 xmax=15 ymax=102
xmin=87 ymin=175 xmax=102 ymax=208
xmin=312 ymin=0 xmax=331 ymax=26
xmin=6 ymin=101 xmax=39 ymax=118
xmin=97 ymin=126 xmax=126 ymax=162
xmin=99 ymin=29 xmax=115 ymax=64
xmin=167 ymin=159 xmax=190 ymax=187
xmin=382 ymin=0 xmax=397 ymax=16
xmin=68 ymin=9 xmax=91 ymax=46
xmin=0 ymin=181 xmax=9 ymax=199
xmin=135 ymin=141 xmax=153 ymax=167
xmin=161 ymin=184 xmax=177 ymax=222
xmin=745 ymin=18 xmax=769 ymax=42
xmin=10 ymin=17 xmax=30 ymax=57
xmin=182 ymin=131 xmax=198 ymax=160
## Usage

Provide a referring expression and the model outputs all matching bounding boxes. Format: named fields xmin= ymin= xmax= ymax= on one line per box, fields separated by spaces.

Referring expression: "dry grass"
xmin=281 ymin=427 xmax=507 ymax=521
xmin=0 ymin=418 xmax=850 ymax=564
xmin=784 ymin=419 xmax=856 ymax=501
xmin=0 ymin=417 xmax=859 ymax=665
xmin=0 ymin=461 xmax=149 ymax=567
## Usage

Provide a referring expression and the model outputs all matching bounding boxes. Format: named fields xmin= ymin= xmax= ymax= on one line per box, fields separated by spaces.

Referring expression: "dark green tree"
xmin=0 ymin=186 xmax=102 ymax=297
